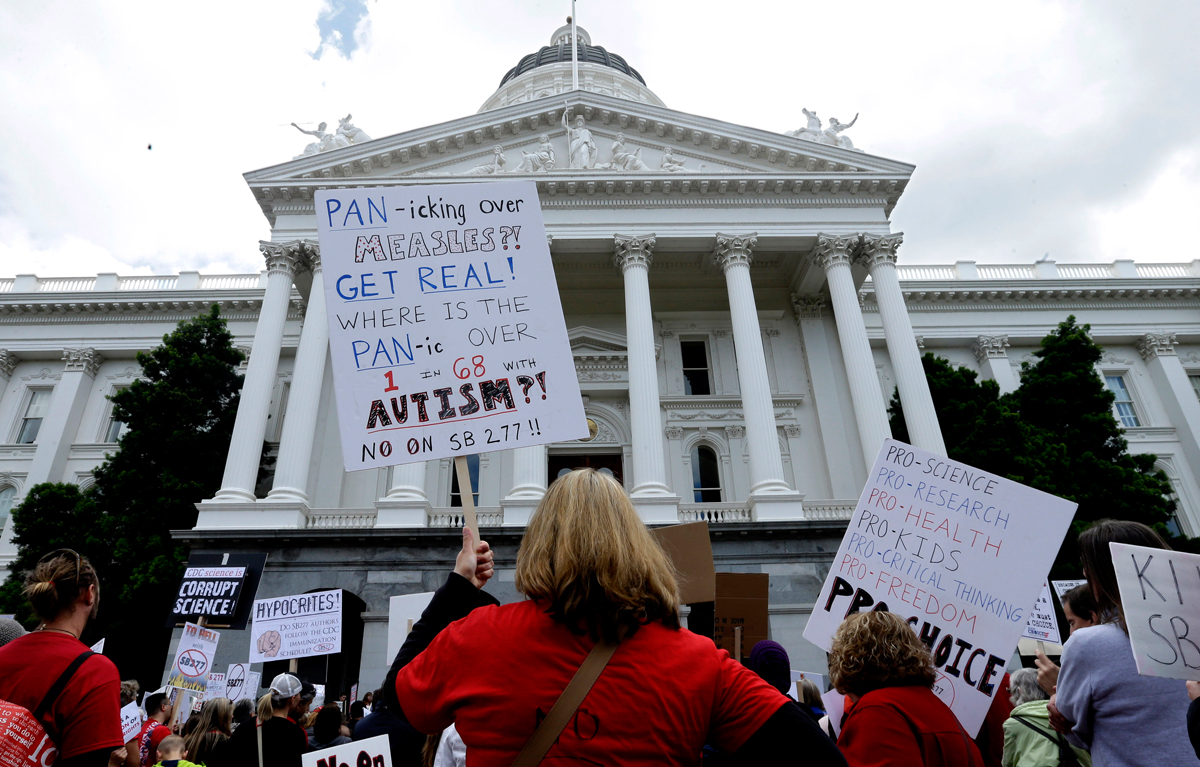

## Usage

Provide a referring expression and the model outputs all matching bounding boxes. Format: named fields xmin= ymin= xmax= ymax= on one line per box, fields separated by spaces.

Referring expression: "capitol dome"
xmin=478 ymin=23 xmax=665 ymax=113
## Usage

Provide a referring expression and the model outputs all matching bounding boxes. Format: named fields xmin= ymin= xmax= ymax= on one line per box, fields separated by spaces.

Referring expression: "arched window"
xmin=690 ymin=445 xmax=722 ymax=502
xmin=450 ymin=455 xmax=480 ymax=507
xmin=0 ymin=486 xmax=15 ymax=530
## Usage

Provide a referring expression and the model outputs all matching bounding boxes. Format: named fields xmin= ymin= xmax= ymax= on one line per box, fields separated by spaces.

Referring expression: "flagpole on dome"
xmin=570 ymin=1 xmax=579 ymax=91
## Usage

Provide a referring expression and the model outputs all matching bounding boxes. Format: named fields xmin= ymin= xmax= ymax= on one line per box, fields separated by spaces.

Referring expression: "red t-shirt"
xmin=395 ymin=600 xmax=786 ymax=766
xmin=837 ymin=685 xmax=984 ymax=767
xmin=137 ymin=719 xmax=172 ymax=767
xmin=0 ymin=631 xmax=124 ymax=759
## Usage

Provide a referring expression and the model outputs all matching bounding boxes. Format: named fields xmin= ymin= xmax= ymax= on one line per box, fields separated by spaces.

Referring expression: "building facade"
xmin=2 ymin=25 xmax=1200 ymax=692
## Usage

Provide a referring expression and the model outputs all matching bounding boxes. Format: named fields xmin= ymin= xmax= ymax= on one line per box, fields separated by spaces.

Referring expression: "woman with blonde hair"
xmin=829 ymin=611 xmax=982 ymax=766
xmin=183 ymin=697 xmax=233 ymax=766
xmin=385 ymin=469 xmax=845 ymax=766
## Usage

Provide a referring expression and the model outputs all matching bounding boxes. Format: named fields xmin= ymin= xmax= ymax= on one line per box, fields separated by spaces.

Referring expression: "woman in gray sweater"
xmin=1050 ymin=520 xmax=1197 ymax=766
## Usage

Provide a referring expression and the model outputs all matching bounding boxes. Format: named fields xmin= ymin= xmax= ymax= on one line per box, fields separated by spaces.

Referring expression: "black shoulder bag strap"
xmin=33 ymin=649 xmax=96 ymax=743
xmin=1011 ymin=714 xmax=1079 ymax=767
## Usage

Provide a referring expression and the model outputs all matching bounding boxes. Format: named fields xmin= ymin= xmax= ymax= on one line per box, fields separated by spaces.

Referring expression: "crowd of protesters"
xmin=1 ymin=470 xmax=1199 ymax=766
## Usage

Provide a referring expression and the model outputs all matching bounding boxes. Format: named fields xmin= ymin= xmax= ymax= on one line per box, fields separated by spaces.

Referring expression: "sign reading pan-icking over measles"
xmin=803 ymin=439 xmax=1077 ymax=736
xmin=315 ymin=180 xmax=589 ymax=471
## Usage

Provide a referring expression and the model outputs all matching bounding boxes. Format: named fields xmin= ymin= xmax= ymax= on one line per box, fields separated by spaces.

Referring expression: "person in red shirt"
xmin=830 ymin=611 xmax=984 ymax=767
xmin=0 ymin=549 xmax=125 ymax=767
xmin=387 ymin=468 xmax=847 ymax=766
xmin=137 ymin=692 xmax=176 ymax=767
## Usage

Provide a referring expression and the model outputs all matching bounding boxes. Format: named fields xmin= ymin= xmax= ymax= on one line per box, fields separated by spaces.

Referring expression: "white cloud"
xmin=1 ymin=0 xmax=1198 ymax=278
xmin=1092 ymin=148 xmax=1200 ymax=261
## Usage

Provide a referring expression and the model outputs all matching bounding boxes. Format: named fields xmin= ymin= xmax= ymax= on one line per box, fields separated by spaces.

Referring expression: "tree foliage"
xmin=0 ymin=306 xmax=257 ymax=685
xmin=889 ymin=316 xmax=1177 ymax=575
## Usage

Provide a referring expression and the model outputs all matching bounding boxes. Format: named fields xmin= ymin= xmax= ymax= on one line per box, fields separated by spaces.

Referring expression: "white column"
xmin=713 ymin=234 xmax=803 ymax=520
xmin=860 ymin=234 xmax=946 ymax=456
xmin=973 ymin=335 xmax=1019 ymax=394
xmin=26 ymin=348 xmax=102 ymax=487
xmin=1136 ymin=333 xmax=1200 ymax=533
xmin=614 ymin=234 xmax=679 ymax=522
xmin=501 ymin=444 xmax=547 ymax=526
xmin=376 ymin=459 xmax=430 ymax=528
xmin=266 ymin=242 xmax=325 ymax=505
xmin=210 ymin=241 xmax=305 ymax=504
xmin=815 ymin=233 xmax=892 ymax=466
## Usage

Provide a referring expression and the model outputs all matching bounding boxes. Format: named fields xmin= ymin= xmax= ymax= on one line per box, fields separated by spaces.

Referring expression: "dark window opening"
xmin=680 ymin=340 xmax=712 ymax=396
xmin=691 ymin=445 xmax=722 ymax=502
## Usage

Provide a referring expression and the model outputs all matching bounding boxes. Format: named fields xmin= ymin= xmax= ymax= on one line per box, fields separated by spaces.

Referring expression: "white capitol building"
xmin=2 ymin=24 xmax=1199 ymax=688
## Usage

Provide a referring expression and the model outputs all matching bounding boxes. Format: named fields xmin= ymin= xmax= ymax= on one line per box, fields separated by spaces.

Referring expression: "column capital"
xmin=712 ymin=232 xmax=758 ymax=272
xmin=973 ymin=335 xmax=1010 ymax=364
xmin=1135 ymin=332 xmax=1178 ymax=360
xmin=790 ymin=293 xmax=826 ymax=320
xmin=724 ymin=425 xmax=745 ymax=440
xmin=857 ymin=232 xmax=904 ymax=270
xmin=260 ymin=240 xmax=308 ymax=277
xmin=302 ymin=240 xmax=322 ymax=273
xmin=62 ymin=348 xmax=103 ymax=377
xmin=665 ymin=426 xmax=684 ymax=440
xmin=0 ymin=349 xmax=17 ymax=379
xmin=613 ymin=233 xmax=656 ymax=271
xmin=813 ymin=233 xmax=861 ymax=271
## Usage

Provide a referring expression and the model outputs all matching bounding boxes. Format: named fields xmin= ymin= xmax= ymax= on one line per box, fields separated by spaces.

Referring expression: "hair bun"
xmin=26 ymin=581 xmax=57 ymax=598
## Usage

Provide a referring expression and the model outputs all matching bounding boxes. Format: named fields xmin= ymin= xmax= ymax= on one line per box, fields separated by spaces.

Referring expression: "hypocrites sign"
xmin=315 ymin=180 xmax=588 ymax=471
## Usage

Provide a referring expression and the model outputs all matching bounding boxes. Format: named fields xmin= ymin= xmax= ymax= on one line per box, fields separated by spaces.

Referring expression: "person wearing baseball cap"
xmin=226 ymin=673 xmax=309 ymax=767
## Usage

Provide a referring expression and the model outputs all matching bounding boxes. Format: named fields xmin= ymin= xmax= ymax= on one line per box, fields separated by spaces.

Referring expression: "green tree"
xmin=890 ymin=316 xmax=1176 ymax=574
xmin=1 ymin=306 xmax=259 ymax=685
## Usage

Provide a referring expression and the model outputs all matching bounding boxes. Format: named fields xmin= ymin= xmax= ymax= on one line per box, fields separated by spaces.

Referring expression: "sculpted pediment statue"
xmin=786 ymin=108 xmax=861 ymax=151
xmin=291 ymin=114 xmax=372 ymax=159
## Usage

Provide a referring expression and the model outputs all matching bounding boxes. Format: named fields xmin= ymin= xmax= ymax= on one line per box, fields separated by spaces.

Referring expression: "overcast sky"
xmin=2 ymin=0 xmax=1198 ymax=277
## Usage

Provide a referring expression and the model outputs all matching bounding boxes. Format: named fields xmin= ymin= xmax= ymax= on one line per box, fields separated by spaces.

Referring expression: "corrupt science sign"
xmin=803 ymin=439 xmax=1076 ymax=735
xmin=165 ymin=622 xmax=220 ymax=693
xmin=249 ymin=590 xmax=342 ymax=663
xmin=1112 ymin=542 xmax=1200 ymax=681
xmin=315 ymin=180 xmax=588 ymax=471
xmin=168 ymin=567 xmax=246 ymax=625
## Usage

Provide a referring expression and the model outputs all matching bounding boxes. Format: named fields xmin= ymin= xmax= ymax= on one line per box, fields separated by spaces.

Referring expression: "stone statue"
xmin=514 ymin=134 xmax=555 ymax=172
xmin=337 ymin=114 xmax=371 ymax=144
xmin=460 ymin=146 xmax=508 ymax=175
xmin=608 ymin=133 xmax=648 ymax=171
xmin=562 ymin=111 xmax=596 ymax=169
xmin=660 ymin=146 xmax=686 ymax=172
xmin=785 ymin=108 xmax=824 ymax=141
xmin=823 ymin=114 xmax=858 ymax=149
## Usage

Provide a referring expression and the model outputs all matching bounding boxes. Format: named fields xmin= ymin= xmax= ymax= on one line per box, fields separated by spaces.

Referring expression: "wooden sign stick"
xmin=454 ymin=454 xmax=480 ymax=543
xmin=734 ymin=626 xmax=743 ymax=663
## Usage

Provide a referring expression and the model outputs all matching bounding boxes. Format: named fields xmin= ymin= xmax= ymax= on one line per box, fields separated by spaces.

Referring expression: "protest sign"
xmin=90 ymin=638 xmax=105 ymax=653
xmin=168 ymin=566 xmax=246 ymax=626
xmin=206 ymin=673 xmax=226 ymax=700
xmin=386 ymin=592 xmax=435 ymax=665
xmin=250 ymin=590 xmax=342 ymax=663
xmin=1051 ymin=579 xmax=1088 ymax=603
xmin=1111 ymin=542 xmax=1200 ymax=680
xmin=350 ymin=684 xmax=359 ymax=707
xmin=803 ymin=439 xmax=1076 ymax=735
xmin=651 ymin=522 xmax=716 ymax=604
xmin=165 ymin=622 xmax=220 ymax=693
xmin=315 ymin=180 xmax=588 ymax=475
xmin=302 ymin=734 xmax=391 ymax=767
xmin=713 ymin=573 xmax=769 ymax=658
xmin=119 ymin=701 xmax=143 ymax=743
xmin=225 ymin=664 xmax=260 ymax=702
xmin=1021 ymin=583 xmax=1062 ymax=645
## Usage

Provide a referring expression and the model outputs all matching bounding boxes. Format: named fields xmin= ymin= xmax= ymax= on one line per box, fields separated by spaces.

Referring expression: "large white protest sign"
xmin=1021 ymin=583 xmax=1062 ymax=644
xmin=250 ymin=590 xmax=342 ymax=663
xmin=387 ymin=592 xmax=435 ymax=664
xmin=1111 ymin=542 xmax=1200 ymax=680
xmin=119 ymin=701 xmax=143 ymax=743
xmin=803 ymin=439 xmax=1076 ymax=735
xmin=315 ymin=180 xmax=588 ymax=472
xmin=225 ymin=664 xmax=260 ymax=702
xmin=302 ymin=734 xmax=391 ymax=767
xmin=165 ymin=622 xmax=220 ymax=693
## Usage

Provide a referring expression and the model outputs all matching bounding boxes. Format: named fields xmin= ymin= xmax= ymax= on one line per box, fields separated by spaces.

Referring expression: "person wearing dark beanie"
xmin=748 ymin=640 xmax=792 ymax=697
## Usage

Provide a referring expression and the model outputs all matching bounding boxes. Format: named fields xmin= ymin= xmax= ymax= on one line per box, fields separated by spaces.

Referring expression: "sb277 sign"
xmin=164 ymin=622 xmax=220 ymax=693
xmin=1112 ymin=543 xmax=1200 ymax=680
xmin=315 ymin=180 xmax=588 ymax=471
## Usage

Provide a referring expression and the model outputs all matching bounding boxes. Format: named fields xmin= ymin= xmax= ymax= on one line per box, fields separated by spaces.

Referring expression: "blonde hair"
xmin=256 ymin=692 xmax=274 ymax=722
xmin=184 ymin=697 xmax=232 ymax=763
xmin=515 ymin=469 xmax=680 ymax=642
xmin=828 ymin=612 xmax=936 ymax=696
